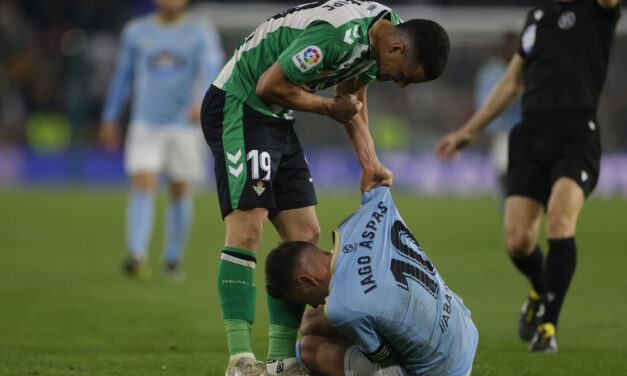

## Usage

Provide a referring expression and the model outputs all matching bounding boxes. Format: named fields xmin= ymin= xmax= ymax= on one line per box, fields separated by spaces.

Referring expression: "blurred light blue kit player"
xmin=100 ymin=0 xmax=224 ymax=277
xmin=266 ymin=186 xmax=478 ymax=376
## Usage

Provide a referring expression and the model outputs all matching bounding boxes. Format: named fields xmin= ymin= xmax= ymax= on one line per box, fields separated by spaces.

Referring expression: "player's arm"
xmin=597 ymin=0 xmax=620 ymax=9
xmin=335 ymin=76 xmax=392 ymax=193
xmin=256 ymin=62 xmax=361 ymax=124
xmin=100 ymin=24 xmax=135 ymax=151
xmin=190 ymin=25 xmax=225 ymax=122
xmin=435 ymin=53 xmax=524 ymax=162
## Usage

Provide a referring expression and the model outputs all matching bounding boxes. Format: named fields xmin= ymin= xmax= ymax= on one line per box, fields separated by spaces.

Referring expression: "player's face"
xmin=154 ymin=0 xmax=188 ymax=13
xmin=376 ymin=54 xmax=426 ymax=88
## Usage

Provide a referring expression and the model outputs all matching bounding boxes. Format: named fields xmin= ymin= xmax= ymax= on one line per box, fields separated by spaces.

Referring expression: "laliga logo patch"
xmin=303 ymin=47 xmax=320 ymax=65
xmin=292 ymin=45 xmax=323 ymax=73
xmin=558 ymin=11 xmax=576 ymax=30
xmin=252 ymin=181 xmax=265 ymax=196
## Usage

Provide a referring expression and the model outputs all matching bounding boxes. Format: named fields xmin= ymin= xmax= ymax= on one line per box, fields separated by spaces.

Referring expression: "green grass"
xmin=1 ymin=188 xmax=626 ymax=376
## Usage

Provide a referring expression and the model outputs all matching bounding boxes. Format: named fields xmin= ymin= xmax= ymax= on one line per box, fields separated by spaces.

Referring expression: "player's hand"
xmin=99 ymin=122 xmax=121 ymax=152
xmin=435 ymin=129 xmax=476 ymax=163
xmin=188 ymin=103 xmax=202 ymax=123
xmin=323 ymin=94 xmax=363 ymax=125
xmin=360 ymin=163 xmax=393 ymax=193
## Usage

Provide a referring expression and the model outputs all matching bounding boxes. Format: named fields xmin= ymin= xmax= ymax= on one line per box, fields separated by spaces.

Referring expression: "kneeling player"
xmin=265 ymin=187 xmax=478 ymax=376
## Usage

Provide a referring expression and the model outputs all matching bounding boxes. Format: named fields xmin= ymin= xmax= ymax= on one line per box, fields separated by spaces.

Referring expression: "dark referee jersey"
xmin=518 ymin=0 xmax=621 ymax=116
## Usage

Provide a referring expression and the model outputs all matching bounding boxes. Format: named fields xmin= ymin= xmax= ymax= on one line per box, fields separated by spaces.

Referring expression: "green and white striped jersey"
xmin=213 ymin=1 xmax=401 ymax=119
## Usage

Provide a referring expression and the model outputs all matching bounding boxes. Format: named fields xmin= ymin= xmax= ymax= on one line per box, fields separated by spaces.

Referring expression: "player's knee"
xmin=226 ymin=222 xmax=266 ymax=251
xmin=505 ymin=225 xmax=535 ymax=258
xmin=545 ymin=213 xmax=575 ymax=238
xmin=297 ymin=336 xmax=316 ymax=368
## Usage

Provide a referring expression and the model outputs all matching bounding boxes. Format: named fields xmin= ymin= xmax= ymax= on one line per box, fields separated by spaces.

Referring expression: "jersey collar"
xmin=329 ymin=230 xmax=341 ymax=277
xmin=367 ymin=10 xmax=392 ymax=59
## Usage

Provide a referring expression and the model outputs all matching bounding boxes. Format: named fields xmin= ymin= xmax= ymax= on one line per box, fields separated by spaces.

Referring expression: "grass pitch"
xmin=1 ymin=188 xmax=626 ymax=376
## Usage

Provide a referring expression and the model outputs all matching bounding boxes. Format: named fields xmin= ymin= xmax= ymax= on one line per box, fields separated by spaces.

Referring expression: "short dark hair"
xmin=396 ymin=19 xmax=450 ymax=81
xmin=265 ymin=241 xmax=311 ymax=299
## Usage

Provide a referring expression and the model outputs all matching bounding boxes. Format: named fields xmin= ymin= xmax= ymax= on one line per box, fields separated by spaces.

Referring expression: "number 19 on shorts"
xmin=247 ymin=149 xmax=271 ymax=181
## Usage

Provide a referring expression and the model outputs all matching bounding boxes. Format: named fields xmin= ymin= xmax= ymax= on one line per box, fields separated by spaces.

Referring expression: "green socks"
xmin=217 ymin=247 xmax=257 ymax=356
xmin=267 ymin=294 xmax=305 ymax=360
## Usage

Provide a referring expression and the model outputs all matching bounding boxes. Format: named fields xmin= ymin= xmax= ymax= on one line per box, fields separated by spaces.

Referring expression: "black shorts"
xmin=506 ymin=114 xmax=601 ymax=207
xmin=201 ymin=85 xmax=317 ymax=219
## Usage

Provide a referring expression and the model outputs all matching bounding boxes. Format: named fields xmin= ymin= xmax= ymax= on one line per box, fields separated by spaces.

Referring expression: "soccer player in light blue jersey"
xmin=266 ymin=186 xmax=477 ymax=376
xmin=99 ymin=0 xmax=224 ymax=278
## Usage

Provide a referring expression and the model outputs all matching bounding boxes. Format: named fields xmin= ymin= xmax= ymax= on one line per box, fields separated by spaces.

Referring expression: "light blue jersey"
xmin=324 ymin=187 xmax=478 ymax=376
xmin=102 ymin=13 xmax=224 ymax=126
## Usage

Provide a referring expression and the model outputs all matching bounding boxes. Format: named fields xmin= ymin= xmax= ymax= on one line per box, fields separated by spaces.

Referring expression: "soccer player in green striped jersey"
xmin=200 ymin=2 xmax=449 ymax=375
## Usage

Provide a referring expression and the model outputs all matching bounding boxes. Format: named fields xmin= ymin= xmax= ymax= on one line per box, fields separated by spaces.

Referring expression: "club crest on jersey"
xmin=252 ymin=181 xmax=266 ymax=196
xmin=292 ymin=45 xmax=323 ymax=73
xmin=558 ymin=11 xmax=576 ymax=30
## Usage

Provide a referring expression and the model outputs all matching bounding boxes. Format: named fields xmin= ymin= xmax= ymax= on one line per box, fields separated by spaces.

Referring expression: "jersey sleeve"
xmin=277 ymin=21 xmax=344 ymax=85
xmin=358 ymin=63 xmax=378 ymax=84
xmin=517 ymin=9 xmax=535 ymax=59
xmin=102 ymin=22 xmax=136 ymax=123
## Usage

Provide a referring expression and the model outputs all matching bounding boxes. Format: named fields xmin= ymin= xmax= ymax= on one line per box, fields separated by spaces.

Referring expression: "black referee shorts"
xmin=506 ymin=114 xmax=601 ymax=207
xmin=201 ymin=85 xmax=317 ymax=219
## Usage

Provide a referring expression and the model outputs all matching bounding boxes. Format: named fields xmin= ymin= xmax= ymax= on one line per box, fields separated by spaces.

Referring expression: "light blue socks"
xmin=126 ymin=189 xmax=155 ymax=259
xmin=164 ymin=196 xmax=193 ymax=264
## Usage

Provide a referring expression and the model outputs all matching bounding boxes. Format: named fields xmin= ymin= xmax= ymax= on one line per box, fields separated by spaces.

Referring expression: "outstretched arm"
xmin=335 ymin=76 xmax=393 ymax=193
xmin=435 ymin=53 xmax=524 ymax=162
xmin=100 ymin=25 xmax=135 ymax=151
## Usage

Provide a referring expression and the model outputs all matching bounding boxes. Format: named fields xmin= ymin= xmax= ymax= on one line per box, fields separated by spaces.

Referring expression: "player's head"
xmin=154 ymin=0 xmax=188 ymax=14
xmin=375 ymin=19 xmax=450 ymax=87
xmin=265 ymin=241 xmax=332 ymax=308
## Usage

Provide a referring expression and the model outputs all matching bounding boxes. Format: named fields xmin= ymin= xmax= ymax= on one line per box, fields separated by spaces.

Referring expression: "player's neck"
xmin=156 ymin=9 xmax=184 ymax=25
xmin=369 ymin=19 xmax=394 ymax=60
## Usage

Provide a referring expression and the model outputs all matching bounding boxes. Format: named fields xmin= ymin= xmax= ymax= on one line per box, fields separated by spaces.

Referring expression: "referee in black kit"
xmin=435 ymin=0 xmax=621 ymax=353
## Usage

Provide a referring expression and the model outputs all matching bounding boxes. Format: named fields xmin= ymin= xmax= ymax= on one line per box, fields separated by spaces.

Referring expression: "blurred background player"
xmin=99 ymin=0 xmax=224 ymax=278
xmin=200 ymin=1 xmax=449 ymax=375
xmin=474 ymin=31 xmax=521 ymax=210
xmin=265 ymin=187 xmax=477 ymax=376
xmin=436 ymin=0 xmax=620 ymax=353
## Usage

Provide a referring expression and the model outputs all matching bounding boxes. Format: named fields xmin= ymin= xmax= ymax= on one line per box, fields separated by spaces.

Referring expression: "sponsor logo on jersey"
xmin=558 ymin=11 xmax=576 ymax=30
xmin=252 ymin=181 xmax=266 ymax=196
xmin=149 ymin=50 xmax=185 ymax=74
xmin=292 ymin=46 xmax=323 ymax=73
xmin=522 ymin=24 xmax=537 ymax=54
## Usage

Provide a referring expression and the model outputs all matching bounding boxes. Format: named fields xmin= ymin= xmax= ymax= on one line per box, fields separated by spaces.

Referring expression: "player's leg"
xmin=264 ymin=133 xmax=318 ymax=375
xmin=162 ymin=127 xmax=205 ymax=276
xmin=529 ymin=177 xmax=585 ymax=352
xmin=202 ymin=86 xmax=282 ymax=375
xmin=504 ymin=196 xmax=545 ymax=294
xmin=123 ymin=124 xmax=164 ymax=278
xmin=504 ymin=125 xmax=552 ymax=341
xmin=220 ymin=208 xmax=268 ymax=365
xmin=162 ymin=180 xmax=192 ymax=277
xmin=265 ymin=207 xmax=320 ymax=373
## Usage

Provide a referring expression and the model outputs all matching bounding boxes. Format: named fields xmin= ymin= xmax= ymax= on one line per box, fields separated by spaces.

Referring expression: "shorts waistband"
xmin=522 ymin=111 xmax=596 ymax=124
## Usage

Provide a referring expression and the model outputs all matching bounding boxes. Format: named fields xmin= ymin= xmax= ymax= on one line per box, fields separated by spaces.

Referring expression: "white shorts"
xmin=343 ymin=346 xmax=472 ymax=376
xmin=344 ymin=346 xmax=406 ymax=376
xmin=124 ymin=123 xmax=207 ymax=183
